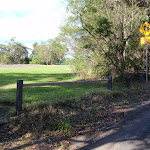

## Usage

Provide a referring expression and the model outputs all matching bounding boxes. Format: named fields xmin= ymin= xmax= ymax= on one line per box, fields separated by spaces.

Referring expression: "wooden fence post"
xmin=139 ymin=73 xmax=143 ymax=83
xmin=107 ymin=76 xmax=112 ymax=90
xmin=126 ymin=74 xmax=130 ymax=88
xmin=16 ymin=79 xmax=23 ymax=115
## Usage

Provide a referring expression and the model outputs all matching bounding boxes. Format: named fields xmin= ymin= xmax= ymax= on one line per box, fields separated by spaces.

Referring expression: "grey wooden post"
xmin=107 ymin=76 xmax=112 ymax=90
xmin=126 ymin=74 xmax=130 ymax=88
xmin=16 ymin=79 xmax=23 ymax=115
xmin=139 ymin=73 xmax=143 ymax=83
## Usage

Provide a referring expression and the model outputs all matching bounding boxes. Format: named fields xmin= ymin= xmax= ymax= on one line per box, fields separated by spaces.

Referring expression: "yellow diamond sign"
xmin=139 ymin=22 xmax=150 ymax=36
xmin=140 ymin=36 xmax=150 ymax=45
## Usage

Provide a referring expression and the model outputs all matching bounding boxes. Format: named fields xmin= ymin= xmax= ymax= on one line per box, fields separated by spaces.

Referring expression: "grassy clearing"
xmin=0 ymin=65 xmax=76 ymax=104
xmin=1 ymin=65 xmax=150 ymax=149
xmin=0 ymin=65 xmax=108 ymax=108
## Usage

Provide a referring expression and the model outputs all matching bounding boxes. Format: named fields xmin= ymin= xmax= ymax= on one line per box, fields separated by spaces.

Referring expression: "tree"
xmin=8 ymin=38 xmax=29 ymax=64
xmin=32 ymin=41 xmax=52 ymax=65
xmin=61 ymin=0 xmax=147 ymax=78
xmin=31 ymin=37 xmax=68 ymax=65
xmin=50 ymin=37 xmax=68 ymax=64
xmin=0 ymin=38 xmax=29 ymax=64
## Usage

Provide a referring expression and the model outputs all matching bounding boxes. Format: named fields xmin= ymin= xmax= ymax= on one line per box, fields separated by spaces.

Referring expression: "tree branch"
xmin=80 ymin=14 xmax=120 ymax=71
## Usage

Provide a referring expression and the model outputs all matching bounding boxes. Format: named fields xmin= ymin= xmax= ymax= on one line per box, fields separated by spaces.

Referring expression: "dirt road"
xmin=68 ymin=100 xmax=150 ymax=150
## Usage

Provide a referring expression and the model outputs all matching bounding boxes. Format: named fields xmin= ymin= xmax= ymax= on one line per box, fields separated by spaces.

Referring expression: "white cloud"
xmin=0 ymin=0 xmax=67 ymax=48
xmin=0 ymin=0 xmax=58 ymax=11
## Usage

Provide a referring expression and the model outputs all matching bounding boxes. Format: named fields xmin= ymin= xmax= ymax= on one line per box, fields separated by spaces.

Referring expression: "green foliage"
xmin=23 ymin=56 xmax=30 ymax=64
xmin=30 ymin=56 xmax=45 ymax=64
xmin=0 ymin=54 xmax=12 ymax=64
xmin=62 ymin=0 xmax=147 ymax=78
xmin=95 ymin=17 xmax=112 ymax=37
xmin=57 ymin=117 xmax=72 ymax=134
xmin=31 ymin=36 xmax=68 ymax=65
xmin=71 ymin=55 xmax=91 ymax=78
xmin=0 ymin=38 xmax=29 ymax=64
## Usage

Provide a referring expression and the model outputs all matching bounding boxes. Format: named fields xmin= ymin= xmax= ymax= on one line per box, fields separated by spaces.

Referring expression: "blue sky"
xmin=0 ymin=0 xmax=67 ymax=50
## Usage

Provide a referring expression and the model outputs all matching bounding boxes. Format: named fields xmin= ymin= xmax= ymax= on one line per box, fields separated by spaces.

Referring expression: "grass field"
xmin=1 ymin=65 xmax=150 ymax=149
xmin=0 ymin=65 xmax=108 ymax=110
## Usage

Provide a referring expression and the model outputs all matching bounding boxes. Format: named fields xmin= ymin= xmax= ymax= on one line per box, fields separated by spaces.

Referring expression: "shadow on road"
xmin=69 ymin=100 xmax=150 ymax=150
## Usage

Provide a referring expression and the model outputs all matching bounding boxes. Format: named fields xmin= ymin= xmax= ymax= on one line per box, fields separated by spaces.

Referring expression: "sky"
xmin=0 ymin=0 xmax=67 ymax=51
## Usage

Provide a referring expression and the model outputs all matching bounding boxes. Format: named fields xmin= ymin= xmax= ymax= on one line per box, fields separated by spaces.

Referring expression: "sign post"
xmin=139 ymin=21 xmax=150 ymax=83
xmin=146 ymin=44 xmax=148 ymax=83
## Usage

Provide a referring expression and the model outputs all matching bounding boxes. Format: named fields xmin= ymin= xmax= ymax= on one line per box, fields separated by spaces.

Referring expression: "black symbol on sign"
xmin=147 ymin=26 xmax=149 ymax=31
xmin=144 ymin=25 xmax=149 ymax=32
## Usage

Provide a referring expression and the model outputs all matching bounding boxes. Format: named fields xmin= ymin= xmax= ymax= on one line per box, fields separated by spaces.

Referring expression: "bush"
xmin=23 ymin=56 xmax=30 ymax=64
xmin=30 ymin=56 xmax=45 ymax=64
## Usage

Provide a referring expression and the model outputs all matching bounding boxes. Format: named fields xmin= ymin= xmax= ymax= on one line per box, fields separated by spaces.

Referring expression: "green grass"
xmin=0 ymin=65 xmax=108 ymax=110
xmin=2 ymin=65 xmax=150 ymax=149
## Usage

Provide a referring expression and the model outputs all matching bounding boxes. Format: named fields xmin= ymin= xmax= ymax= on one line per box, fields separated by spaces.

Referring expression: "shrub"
xmin=30 ymin=56 xmax=45 ymax=64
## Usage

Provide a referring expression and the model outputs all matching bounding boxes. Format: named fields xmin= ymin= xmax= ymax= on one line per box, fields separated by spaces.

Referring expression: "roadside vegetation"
xmin=1 ymin=0 xmax=150 ymax=149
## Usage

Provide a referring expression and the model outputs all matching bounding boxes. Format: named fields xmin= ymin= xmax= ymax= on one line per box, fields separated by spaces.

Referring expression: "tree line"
xmin=0 ymin=37 xmax=29 ymax=64
xmin=0 ymin=36 xmax=68 ymax=65
xmin=31 ymin=36 xmax=68 ymax=65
